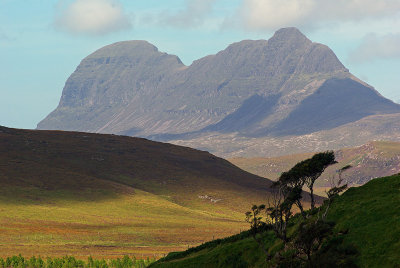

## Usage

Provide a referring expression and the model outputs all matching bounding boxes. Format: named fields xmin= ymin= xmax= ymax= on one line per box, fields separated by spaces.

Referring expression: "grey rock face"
xmin=37 ymin=27 xmax=400 ymax=155
xmin=38 ymin=41 xmax=185 ymax=133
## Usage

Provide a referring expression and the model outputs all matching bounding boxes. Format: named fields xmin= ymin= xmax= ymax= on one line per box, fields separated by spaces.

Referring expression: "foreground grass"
xmin=152 ymin=174 xmax=400 ymax=267
xmin=0 ymin=255 xmax=155 ymax=268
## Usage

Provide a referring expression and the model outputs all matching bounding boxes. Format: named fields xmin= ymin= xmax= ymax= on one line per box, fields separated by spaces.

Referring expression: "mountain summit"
xmin=37 ymin=28 xmax=400 ymax=156
xmin=268 ymin=27 xmax=311 ymax=48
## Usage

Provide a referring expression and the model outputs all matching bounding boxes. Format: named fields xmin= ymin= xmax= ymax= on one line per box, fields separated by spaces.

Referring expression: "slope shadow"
xmin=255 ymin=78 xmax=400 ymax=137
xmin=0 ymin=126 xmax=275 ymax=204
xmin=204 ymin=94 xmax=281 ymax=134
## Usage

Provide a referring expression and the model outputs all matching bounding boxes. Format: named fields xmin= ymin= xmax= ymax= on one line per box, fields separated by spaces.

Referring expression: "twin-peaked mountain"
xmin=38 ymin=28 xmax=400 ymax=157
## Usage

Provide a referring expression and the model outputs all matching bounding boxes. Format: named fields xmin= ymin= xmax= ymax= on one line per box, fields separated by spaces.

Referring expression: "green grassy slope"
xmin=327 ymin=175 xmax=400 ymax=267
xmin=152 ymin=174 xmax=400 ymax=267
xmin=0 ymin=126 xmax=279 ymax=258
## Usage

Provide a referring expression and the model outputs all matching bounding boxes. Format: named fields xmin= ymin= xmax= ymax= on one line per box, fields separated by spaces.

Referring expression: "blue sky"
xmin=1 ymin=0 xmax=400 ymax=129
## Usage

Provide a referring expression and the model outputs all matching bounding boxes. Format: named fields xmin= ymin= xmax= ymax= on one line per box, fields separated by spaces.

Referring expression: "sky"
xmin=1 ymin=0 xmax=400 ymax=129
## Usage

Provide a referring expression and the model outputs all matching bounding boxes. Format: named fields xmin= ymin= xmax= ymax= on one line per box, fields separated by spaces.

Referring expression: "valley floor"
xmin=0 ymin=188 xmax=248 ymax=259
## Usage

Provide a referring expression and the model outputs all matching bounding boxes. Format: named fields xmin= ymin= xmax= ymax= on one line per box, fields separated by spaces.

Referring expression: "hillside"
xmin=37 ymin=27 xmax=400 ymax=157
xmin=0 ymin=126 xmax=280 ymax=258
xmin=151 ymin=174 xmax=400 ymax=267
xmin=229 ymin=141 xmax=400 ymax=189
xmin=171 ymin=113 xmax=400 ymax=158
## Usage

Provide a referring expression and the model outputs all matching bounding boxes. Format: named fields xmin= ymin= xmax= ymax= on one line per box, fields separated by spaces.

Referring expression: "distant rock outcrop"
xmin=37 ymin=27 xmax=400 ymax=157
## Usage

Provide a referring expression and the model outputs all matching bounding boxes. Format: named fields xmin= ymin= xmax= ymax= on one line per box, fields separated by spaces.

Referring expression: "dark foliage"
xmin=218 ymin=253 xmax=249 ymax=268
xmin=245 ymin=152 xmax=357 ymax=267
xmin=313 ymin=235 xmax=359 ymax=267
xmin=293 ymin=220 xmax=335 ymax=266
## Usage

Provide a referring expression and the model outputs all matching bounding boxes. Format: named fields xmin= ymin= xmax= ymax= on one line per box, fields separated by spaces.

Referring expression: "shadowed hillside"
xmin=0 ymin=125 xmax=290 ymax=258
xmin=0 ymin=126 xmax=275 ymax=201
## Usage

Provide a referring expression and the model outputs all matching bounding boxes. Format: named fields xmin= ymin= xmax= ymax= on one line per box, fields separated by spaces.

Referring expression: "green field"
xmin=152 ymin=174 xmax=400 ymax=267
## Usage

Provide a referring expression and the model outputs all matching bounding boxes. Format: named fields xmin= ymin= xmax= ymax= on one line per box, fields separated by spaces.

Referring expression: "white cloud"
xmin=237 ymin=0 xmax=400 ymax=31
xmin=55 ymin=0 xmax=132 ymax=35
xmin=349 ymin=33 xmax=400 ymax=63
xmin=147 ymin=0 xmax=217 ymax=29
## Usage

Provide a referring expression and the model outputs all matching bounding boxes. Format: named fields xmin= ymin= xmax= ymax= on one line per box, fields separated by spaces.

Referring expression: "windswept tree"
xmin=265 ymin=185 xmax=300 ymax=244
xmin=245 ymin=185 xmax=300 ymax=261
xmin=245 ymin=154 xmax=356 ymax=267
xmin=304 ymin=151 xmax=337 ymax=209
xmin=276 ymin=169 xmax=306 ymax=218
xmin=276 ymin=151 xmax=337 ymax=215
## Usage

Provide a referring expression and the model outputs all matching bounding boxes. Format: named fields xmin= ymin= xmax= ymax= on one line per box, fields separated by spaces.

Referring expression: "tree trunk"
xmin=322 ymin=200 xmax=331 ymax=219
xmin=309 ymin=183 xmax=315 ymax=210
xmin=296 ymin=200 xmax=307 ymax=219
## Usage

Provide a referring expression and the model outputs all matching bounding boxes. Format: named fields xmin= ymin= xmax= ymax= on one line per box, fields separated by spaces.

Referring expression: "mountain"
xmin=37 ymin=27 xmax=400 ymax=156
xmin=0 ymin=125 xmax=282 ymax=257
xmin=229 ymin=141 xmax=400 ymax=189
xmin=151 ymin=174 xmax=400 ymax=267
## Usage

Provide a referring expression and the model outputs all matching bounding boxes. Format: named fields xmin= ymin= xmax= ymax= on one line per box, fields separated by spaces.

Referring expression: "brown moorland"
xmin=0 ymin=126 xmax=318 ymax=259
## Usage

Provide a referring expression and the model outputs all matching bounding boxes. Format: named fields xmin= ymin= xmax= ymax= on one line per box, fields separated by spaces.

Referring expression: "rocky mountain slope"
xmin=172 ymin=112 xmax=400 ymax=158
xmin=37 ymin=27 xmax=400 ymax=156
xmin=229 ymin=141 xmax=400 ymax=188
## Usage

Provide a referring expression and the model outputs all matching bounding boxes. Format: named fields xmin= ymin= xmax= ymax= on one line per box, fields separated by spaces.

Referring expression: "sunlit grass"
xmin=0 ymin=186 xmax=248 ymax=259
